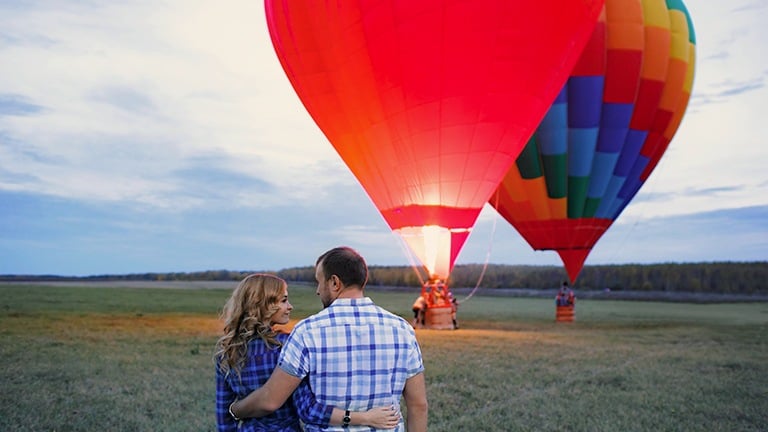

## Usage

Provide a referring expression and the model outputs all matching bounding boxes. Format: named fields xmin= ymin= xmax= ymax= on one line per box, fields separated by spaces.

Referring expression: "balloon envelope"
xmin=491 ymin=0 xmax=696 ymax=282
xmin=265 ymin=0 xmax=603 ymax=278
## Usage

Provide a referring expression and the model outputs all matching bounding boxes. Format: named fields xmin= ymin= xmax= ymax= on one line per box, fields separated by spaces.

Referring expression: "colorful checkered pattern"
xmin=278 ymin=297 xmax=424 ymax=431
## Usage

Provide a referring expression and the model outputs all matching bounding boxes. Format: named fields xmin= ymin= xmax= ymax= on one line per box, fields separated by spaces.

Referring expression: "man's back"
xmin=278 ymin=297 xmax=424 ymax=431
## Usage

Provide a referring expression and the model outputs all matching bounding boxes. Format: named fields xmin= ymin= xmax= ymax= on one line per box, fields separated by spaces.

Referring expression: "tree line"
xmin=3 ymin=261 xmax=765 ymax=295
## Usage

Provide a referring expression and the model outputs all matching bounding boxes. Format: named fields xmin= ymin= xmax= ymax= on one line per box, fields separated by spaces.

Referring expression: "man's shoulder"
xmin=291 ymin=308 xmax=332 ymax=332
xmin=368 ymin=304 xmax=419 ymax=336
xmin=293 ymin=301 xmax=414 ymax=332
xmin=373 ymin=304 xmax=411 ymax=323
xmin=349 ymin=299 xmax=410 ymax=322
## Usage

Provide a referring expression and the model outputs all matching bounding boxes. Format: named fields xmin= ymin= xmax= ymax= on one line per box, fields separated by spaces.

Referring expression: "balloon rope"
xmin=393 ymin=232 xmax=427 ymax=286
xmin=457 ymin=195 xmax=500 ymax=304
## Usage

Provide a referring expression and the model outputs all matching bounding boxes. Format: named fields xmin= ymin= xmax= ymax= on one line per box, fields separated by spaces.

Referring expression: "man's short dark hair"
xmin=317 ymin=246 xmax=368 ymax=288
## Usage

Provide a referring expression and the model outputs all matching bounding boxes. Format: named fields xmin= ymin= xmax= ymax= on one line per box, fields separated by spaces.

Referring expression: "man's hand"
xmin=353 ymin=405 xmax=401 ymax=429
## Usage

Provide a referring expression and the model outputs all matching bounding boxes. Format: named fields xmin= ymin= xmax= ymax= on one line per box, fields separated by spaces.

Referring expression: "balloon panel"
xmin=266 ymin=0 xmax=604 ymax=278
xmin=491 ymin=0 xmax=696 ymax=282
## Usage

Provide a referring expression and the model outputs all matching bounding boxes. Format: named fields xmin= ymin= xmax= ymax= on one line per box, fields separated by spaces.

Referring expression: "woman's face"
xmin=270 ymin=285 xmax=293 ymax=326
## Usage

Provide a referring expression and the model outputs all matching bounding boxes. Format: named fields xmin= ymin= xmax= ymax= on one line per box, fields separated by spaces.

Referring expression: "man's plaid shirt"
xmin=278 ymin=297 xmax=425 ymax=431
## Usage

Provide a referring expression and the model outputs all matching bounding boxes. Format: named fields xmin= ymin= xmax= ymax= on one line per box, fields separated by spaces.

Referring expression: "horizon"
xmin=2 ymin=259 xmax=764 ymax=280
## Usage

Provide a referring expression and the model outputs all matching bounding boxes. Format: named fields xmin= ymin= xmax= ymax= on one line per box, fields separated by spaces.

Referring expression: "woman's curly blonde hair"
xmin=214 ymin=273 xmax=287 ymax=376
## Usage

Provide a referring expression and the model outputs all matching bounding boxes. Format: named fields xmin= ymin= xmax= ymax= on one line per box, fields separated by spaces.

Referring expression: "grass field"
xmin=1 ymin=282 xmax=766 ymax=431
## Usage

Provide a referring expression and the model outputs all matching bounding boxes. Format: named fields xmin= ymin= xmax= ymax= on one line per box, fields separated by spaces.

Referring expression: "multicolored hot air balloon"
xmin=265 ymin=0 xmax=603 ymax=280
xmin=491 ymin=0 xmax=696 ymax=283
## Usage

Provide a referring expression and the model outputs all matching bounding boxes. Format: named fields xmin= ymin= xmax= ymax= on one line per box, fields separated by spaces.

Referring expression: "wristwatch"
xmin=342 ymin=410 xmax=351 ymax=428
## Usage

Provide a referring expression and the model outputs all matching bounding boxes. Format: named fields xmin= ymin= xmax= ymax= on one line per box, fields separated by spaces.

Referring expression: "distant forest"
xmin=3 ymin=261 xmax=766 ymax=295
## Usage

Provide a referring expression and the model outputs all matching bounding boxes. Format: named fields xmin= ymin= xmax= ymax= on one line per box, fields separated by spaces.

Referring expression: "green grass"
xmin=1 ymin=283 xmax=767 ymax=431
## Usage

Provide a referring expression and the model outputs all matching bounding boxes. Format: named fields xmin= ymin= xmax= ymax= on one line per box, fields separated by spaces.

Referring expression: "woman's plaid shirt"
xmin=215 ymin=332 xmax=333 ymax=431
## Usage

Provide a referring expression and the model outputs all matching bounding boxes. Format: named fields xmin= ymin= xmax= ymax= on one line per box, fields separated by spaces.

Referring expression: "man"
xmin=231 ymin=246 xmax=428 ymax=431
xmin=556 ymin=281 xmax=568 ymax=306
xmin=411 ymin=294 xmax=427 ymax=328
xmin=558 ymin=281 xmax=575 ymax=306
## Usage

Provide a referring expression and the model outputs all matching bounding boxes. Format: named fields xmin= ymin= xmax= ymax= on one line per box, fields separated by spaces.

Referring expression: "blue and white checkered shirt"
xmin=278 ymin=297 xmax=425 ymax=432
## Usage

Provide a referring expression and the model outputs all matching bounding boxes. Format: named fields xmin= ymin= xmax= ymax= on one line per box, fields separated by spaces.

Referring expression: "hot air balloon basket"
xmin=425 ymin=306 xmax=455 ymax=330
xmin=556 ymin=305 xmax=575 ymax=323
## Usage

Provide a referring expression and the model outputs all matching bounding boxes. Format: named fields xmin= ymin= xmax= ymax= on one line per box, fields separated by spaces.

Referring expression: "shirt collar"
xmin=330 ymin=297 xmax=374 ymax=307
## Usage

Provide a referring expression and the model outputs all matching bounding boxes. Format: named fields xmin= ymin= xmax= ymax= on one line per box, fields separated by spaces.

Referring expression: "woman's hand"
xmin=355 ymin=405 xmax=401 ymax=429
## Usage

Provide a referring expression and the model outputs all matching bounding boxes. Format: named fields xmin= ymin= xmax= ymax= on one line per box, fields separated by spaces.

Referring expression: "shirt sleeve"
xmin=215 ymin=366 xmax=238 ymax=432
xmin=277 ymin=325 xmax=310 ymax=378
xmin=406 ymin=330 xmax=426 ymax=378
xmin=292 ymin=377 xmax=333 ymax=427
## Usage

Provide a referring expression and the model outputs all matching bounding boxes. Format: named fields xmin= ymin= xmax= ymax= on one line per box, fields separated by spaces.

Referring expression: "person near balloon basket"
xmin=229 ymin=247 xmax=428 ymax=432
xmin=412 ymin=294 xmax=427 ymax=328
xmin=556 ymin=281 xmax=575 ymax=307
xmin=214 ymin=273 xmax=400 ymax=431
xmin=448 ymin=291 xmax=459 ymax=329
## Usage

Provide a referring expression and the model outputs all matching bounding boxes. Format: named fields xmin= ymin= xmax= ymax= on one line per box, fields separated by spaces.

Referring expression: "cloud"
xmin=596 ymin=205 xmax=768 ymax=264
xmin=711 ymin=77 xmax=764 ymax=99
xmin=0 ymin=0 xmax=346 ymax=215
xmin=0 ymin=94 xmax=44 ymax=116
xmin=88 ymin=85 xmax=156 ymax=114
xmin=684 ymin=185 xmax=745 ymax=196
xmin=631 ymin=185 xmax=750 ymax=208
xmin=169 ymin=156 xmax=277 ymax=207
xmin=731 ymin=2 xmax=766 ymax=13
xmin=718 ymin=81 xmax=764 ymax=98
xmin=0 ymin=181 xmax=388 ymax=275
xmin=688 ymin=76 xmax=765 ymax=108
xmin=703 ymin=51 xmax=729 ymax=61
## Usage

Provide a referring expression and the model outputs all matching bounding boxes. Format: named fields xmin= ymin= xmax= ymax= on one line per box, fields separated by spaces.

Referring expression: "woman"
xmin=214 ymin=273 xmax=398 ymax=431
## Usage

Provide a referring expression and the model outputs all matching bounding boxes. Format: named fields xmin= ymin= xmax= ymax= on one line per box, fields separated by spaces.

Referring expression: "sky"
xmin=1 ymin=1 xmax=766 ymax=277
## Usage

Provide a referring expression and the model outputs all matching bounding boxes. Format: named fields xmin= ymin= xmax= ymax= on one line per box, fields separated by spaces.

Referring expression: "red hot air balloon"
xmin=265 ymin=0 xmax=603 ymax=280
xmin=491 ymin=0 xmax=696 ymax=283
